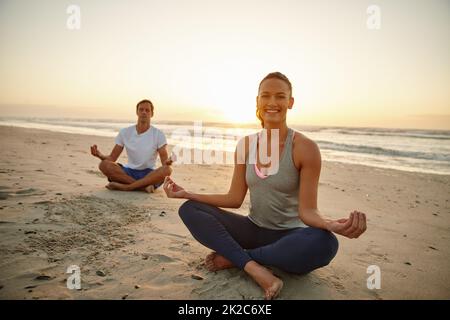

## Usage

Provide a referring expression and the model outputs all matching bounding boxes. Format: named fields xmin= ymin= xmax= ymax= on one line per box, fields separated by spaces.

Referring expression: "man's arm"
xmin=157 ymin=144 xmax=171 ymax=166
xmin=91 ymin=144 xmax=124 ymax=162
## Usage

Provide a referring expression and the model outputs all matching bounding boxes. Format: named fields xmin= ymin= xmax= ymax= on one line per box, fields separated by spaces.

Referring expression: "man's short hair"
xmin=136 ymin=99 xmax=154 ymax=113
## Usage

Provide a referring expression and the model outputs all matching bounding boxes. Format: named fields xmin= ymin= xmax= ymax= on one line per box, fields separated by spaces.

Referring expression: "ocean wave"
xmin=335 ymin=129 xmax=450 ymax=140
xmin=2 ymin=117 xmax=449 ymax=175
xmin=317 ymin=140 xmax=450 ymax=162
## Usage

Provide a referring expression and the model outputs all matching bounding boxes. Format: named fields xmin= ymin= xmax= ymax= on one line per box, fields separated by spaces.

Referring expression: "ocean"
xmin=1 ymin=117 xmax=449 ymax=175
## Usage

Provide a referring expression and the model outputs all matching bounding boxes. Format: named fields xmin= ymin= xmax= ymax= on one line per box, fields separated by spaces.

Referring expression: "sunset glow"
xmin=0 ymin=0 xmax=449 ymax=129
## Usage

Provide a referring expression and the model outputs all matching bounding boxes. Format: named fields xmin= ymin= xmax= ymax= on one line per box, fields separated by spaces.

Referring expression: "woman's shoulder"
xmin=291 ymin=129 xmax=321 ymax=165
xmin=292 ymin=130 xmax=317 ymax=147
xmin=235 ymin=134 xmax=255 ymax=164
xmin=236 ymin=133 xmax=258 ymax=149
xmin=242 ymin=131 xmax=259 ymax=140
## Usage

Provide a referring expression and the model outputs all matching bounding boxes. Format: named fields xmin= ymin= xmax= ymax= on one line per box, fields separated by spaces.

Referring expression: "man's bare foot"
xmin=105 ymin=182 xmax=129 ymax=191
xmin=244 ymin=261 xmax=284 ymax=300
xmin=144 ymin=185 xmax=155 ymax=193
xmin=205 ymin=252 xmax=235 ymax=271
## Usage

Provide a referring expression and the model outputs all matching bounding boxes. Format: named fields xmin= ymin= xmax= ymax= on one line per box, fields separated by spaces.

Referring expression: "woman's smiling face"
xmin=256 ymin=78 xmax=294 ymax=126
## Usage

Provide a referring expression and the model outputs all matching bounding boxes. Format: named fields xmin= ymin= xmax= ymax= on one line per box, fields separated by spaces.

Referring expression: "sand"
xmin=0 ymin=125 xmax=449 ymax=300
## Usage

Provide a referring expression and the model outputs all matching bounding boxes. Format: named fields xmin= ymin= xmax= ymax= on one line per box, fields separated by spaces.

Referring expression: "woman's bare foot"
xmin=244 ymin=261 xmax=283 ymax=300
xmin=204 ymin=252 xmax=235 ymax=271
xmin=106 ymin=182 xmax=129 ymax=191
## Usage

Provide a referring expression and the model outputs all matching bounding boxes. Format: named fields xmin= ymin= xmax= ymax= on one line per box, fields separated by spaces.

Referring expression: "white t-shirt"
xmin=115 ymin=125 xmax=167 ymax=170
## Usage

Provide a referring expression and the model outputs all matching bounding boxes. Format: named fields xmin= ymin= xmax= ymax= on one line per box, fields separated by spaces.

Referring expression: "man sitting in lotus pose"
xmin=90 ymin=99 xmax=172 ymax=193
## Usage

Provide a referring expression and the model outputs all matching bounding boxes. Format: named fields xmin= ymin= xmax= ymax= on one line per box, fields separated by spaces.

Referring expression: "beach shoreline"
xmin=0 ymin=126 xmax=449 ymax=299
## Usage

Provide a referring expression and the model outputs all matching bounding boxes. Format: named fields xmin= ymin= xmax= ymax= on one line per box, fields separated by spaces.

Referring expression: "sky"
xmin=0 ymin=0 xmax=449 ymax=129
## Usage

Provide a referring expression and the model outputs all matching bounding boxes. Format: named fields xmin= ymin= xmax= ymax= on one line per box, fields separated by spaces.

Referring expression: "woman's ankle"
xmin=244 ymin=261 xmax=283 ymax=300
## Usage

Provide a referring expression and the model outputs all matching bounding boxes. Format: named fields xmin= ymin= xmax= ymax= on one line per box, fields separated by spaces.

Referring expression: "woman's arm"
xmin=296 ymin=137 xmax=330 ymax=229
xmin=185 ymin=160 xmax=247 ymax=208
xmin=163 ymin=138 xmax=249 ymax=208
xmin=296 ymin=136 xmax=367 ymax=238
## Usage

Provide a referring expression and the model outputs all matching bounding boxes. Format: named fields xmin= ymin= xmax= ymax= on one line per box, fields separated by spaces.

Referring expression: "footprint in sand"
xmin=15 ymin=188 xmax=41 ymax=195
xmin=147 ymin=254 xmax=177 ymax=263
xmin=357 ymin=244 xmax=393 ymax=264
xmin=0 ymin=188 xmax=46 ymax=199
xmin=0 ymin=186 xmax=10 ymax=199
xmin=325 ymin=275 xmax=347 ymax=293
xmin=17 ymin=188 xmax=47 ymax=197
xmin=86 ymin=170 xmax=105 ymax=178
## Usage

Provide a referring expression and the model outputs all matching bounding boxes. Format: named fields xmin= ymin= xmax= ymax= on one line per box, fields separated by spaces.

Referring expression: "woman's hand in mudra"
xmin=163 ymin=176 xmax=188 ymax=199
xmin=327 ymin=211 xmax=367 ymax=239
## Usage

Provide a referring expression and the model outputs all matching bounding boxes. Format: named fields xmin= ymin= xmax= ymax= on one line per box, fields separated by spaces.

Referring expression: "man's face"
xmin=256 ymin=78 xmax=294 ymax=125
xmin=136 ymin=102 xmax=153 ymax=122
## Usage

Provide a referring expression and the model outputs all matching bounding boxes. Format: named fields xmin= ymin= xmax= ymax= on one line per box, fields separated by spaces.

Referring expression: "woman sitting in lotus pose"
xmin=163 ymin=72 xmax=367 ymax=300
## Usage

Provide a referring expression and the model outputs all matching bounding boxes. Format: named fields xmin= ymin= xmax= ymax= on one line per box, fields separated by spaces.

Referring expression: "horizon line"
xmin=1 ymin=115 xmax=449 ymax=132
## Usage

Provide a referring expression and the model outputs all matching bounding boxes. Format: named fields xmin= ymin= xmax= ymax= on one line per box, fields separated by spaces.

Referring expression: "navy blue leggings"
xmin=178 ymin=200 xmax=339 ymax=275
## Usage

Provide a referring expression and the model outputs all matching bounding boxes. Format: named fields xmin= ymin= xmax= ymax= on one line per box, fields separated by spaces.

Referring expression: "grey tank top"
xmin=245 ymin=128 xmax=307 ymax=230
